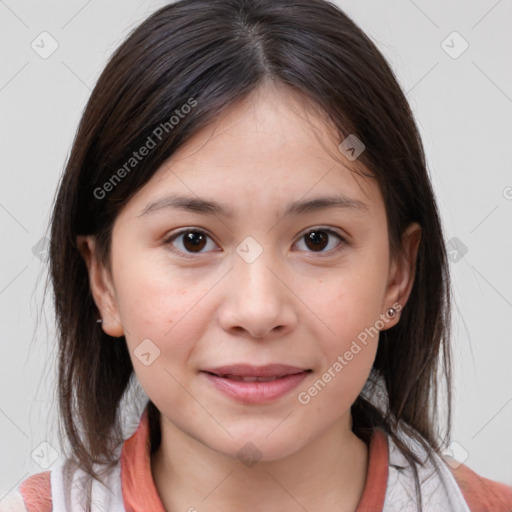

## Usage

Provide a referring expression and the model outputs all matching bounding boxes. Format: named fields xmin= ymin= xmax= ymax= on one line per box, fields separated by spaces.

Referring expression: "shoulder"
xmin=446 ymin=458 xmax=512 ymax=512
xmin=0 ymin=471 xmax=52 ymax=512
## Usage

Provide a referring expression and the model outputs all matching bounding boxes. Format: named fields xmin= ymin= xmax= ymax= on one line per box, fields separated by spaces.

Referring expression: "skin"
xmin=78 ymin=80 xmax=421 ymax=512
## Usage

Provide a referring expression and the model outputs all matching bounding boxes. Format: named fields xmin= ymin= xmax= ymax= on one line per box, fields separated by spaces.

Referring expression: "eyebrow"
xmin=138 ymin=193 xmax=369 ymax=218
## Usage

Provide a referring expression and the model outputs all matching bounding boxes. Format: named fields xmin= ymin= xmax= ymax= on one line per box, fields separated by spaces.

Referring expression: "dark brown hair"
xmin=46 ymin=0 xmax=452 ymax=507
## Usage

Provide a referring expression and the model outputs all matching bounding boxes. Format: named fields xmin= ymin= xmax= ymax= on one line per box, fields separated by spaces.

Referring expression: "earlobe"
xmin=381 ymin=222 xmax=422 ymax=329
xmin=76 ymin=235 xmax=124 ymax=338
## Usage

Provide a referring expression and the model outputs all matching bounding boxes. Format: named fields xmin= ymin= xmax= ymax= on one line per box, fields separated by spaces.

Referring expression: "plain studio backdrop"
xmin=1 ymin=0 xmax=511 ymax=498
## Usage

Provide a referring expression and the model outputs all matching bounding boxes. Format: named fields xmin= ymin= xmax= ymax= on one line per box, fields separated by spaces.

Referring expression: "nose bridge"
xmin=233 ymin=241 xmax=284 ymax=306
xmin=218 ymin=238 xmax=296 ymax=337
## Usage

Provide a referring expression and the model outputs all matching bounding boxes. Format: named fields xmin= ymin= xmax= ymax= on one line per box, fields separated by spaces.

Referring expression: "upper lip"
xmin=202 ymin=364 xmax=309 ymax=378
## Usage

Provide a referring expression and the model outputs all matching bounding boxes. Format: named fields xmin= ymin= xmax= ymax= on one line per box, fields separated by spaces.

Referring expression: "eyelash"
xmin=163 ymin=227 xmax=348 ymax=259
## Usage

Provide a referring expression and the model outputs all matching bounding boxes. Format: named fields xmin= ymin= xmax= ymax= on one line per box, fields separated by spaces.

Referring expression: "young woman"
xmin=5 ymin=0 xmax=512 ymax=510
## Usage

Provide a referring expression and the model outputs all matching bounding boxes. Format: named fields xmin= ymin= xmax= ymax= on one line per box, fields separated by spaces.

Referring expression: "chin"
xmin=210 ymin=426 xmax=306 ymax=464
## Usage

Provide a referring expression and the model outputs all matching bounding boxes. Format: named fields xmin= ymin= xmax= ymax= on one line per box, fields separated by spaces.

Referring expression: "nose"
xmin=217 ymin=251 xmax=298 ymax=339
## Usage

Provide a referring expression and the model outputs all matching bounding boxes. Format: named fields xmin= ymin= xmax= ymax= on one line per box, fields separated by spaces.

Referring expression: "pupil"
xmin=305 ymin=231 xmax=328 ymax=251
xmin=183 ymin=231 xmax=206 ymax=252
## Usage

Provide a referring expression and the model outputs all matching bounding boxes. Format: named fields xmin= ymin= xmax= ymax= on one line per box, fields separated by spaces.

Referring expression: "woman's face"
xmin=81 ymin=81 xmax=419 ymax=461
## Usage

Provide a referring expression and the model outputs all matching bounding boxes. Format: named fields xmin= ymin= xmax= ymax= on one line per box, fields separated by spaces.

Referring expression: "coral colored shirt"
xmin=15 ymin=410 xmax=512 ymax=512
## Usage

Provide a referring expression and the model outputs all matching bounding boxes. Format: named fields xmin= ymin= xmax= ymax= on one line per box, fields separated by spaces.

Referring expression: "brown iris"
xmin=304 ymin=230 xmax=329 ymax=251
xmin=182 ymin=231 xmax=207 ymax=252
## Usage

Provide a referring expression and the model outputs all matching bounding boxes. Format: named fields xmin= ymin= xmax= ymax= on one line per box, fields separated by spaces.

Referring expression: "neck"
xmin=150 ymin=413 xmax=369 ymax=512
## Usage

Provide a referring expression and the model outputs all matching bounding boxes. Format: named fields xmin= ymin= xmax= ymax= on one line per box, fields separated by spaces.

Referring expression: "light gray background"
xmin=1 ymin=0 xmax=511 ymax=499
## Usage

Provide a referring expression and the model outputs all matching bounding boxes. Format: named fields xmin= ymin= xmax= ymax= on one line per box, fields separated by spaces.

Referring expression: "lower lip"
xmin=202 ymin=371 xmax=310 ymax=404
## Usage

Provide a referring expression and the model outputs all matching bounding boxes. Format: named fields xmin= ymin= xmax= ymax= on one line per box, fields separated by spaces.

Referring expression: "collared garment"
xmin=6 ymin=407 xmax=512 ymax=512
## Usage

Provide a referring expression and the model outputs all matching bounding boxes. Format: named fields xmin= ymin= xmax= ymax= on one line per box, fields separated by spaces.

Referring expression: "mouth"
xmin=200 ymin=364 xmax=312 ymax=403
xmin=205 ymin=374 xmax=293 ymax=382
xmin=202 ymin=363 xmax=310 ymax=379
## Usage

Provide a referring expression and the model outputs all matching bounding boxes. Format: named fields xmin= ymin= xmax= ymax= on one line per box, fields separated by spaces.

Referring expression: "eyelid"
xmin=296 ymin=225 xmax=347 ymax=241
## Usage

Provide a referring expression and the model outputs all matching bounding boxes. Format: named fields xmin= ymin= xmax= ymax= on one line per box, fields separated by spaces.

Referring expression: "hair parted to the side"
xmin=47 ymin=0 xmax=452 ymax=506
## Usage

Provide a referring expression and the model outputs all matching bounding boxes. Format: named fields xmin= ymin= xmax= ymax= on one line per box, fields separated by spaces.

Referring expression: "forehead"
xmin=123 ymin=81 xmax=383 ymax=220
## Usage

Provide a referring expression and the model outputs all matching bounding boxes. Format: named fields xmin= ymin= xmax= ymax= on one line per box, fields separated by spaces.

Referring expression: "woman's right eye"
xmin=165 ymin=229 xmax=220 ymax=256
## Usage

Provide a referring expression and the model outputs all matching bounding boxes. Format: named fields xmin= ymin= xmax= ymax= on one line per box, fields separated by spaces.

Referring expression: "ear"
xmin=76 ymin=235 xmax=124 ymax=338
xmin=381 ymin=222 xmax=422 ymax=329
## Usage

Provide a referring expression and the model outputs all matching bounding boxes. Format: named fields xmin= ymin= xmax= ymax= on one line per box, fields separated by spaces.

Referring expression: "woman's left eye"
xmin=294 ymin=228 xmax=346 ymax=254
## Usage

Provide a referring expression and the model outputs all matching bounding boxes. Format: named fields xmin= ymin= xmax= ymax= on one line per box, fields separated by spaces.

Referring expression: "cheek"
xmin=301 ymin=251 xmax=387 ymax=378
xmin=114 ymin=252 xmax=199 ymax=328
xmin=114 ymin=267 xmax=213 ymax=413
xmin=312 ymin=266 xmax=387 ymax=341
xmin=297 ymin=277 xmax=381 ymax=415
xmin=113 ymin=259 xmax=216 ymax=366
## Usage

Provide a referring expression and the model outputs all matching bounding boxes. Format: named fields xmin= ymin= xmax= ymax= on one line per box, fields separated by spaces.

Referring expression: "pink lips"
xmin=201 ymin=364 xmax=311 ymax=404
